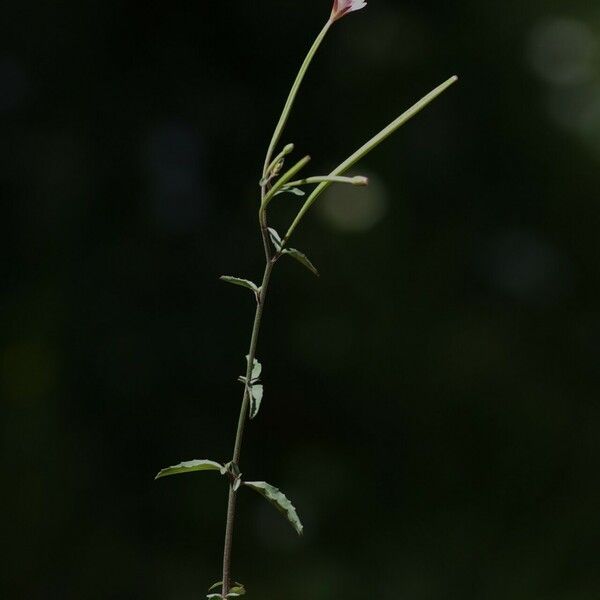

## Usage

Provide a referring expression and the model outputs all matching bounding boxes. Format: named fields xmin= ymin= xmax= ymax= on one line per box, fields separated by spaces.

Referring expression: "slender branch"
xmin=220 ymin=487 xmax=237 ymax=597
xmin=221 ymin=253 xmax=274 ymax=596
xmin=285 ymin=175 xmax=369 ymax=188
xmin=232 ymin=260 xmax=273 ymax=465
xmin=221 ymin=156 xmax=276 ymax=595
xmin=283 ymin=76 xmax=458 ymax=244
xmin=262 ymin=20 xmax=332 ymax=179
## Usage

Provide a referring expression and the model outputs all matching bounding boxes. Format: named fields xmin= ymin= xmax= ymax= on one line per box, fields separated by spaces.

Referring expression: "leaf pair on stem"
xmin=155 ymin=459 xmax=302 ymax=535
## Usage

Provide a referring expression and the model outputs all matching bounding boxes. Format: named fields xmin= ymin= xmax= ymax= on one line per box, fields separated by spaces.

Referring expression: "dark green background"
xmin=2 ymin=1 xmax=599 ymax=598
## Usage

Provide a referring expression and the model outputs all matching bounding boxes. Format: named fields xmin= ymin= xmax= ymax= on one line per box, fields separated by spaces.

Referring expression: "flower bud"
xmin=330 ymin=0 xmax=367 ymax=22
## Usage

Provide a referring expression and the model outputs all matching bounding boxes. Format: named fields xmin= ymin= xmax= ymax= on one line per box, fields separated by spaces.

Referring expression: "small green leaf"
xmin=220 ymin=276 xmax=260 ymax=295
xmin=155 ymin=459 xmax=226 ymax=480
xmin=245 ymin=355 xmax=262 ymax=381
xmin=268 ymin=228 xmax=282 ymax=251
xmin=284 ymin=248 xmax=319 ymax=277
xmin=275 ymin=186 xmax=306 ymax=197
xmin=228 ymin=583 xmax=246 ymax=596
xmin=244 ymin=481 xmax=303 ymax=535
xmin=207 ymin=582 xmax=245 ymax=599
xmin=208 ymin=582 xmax=223 ymax=592
xmin=249 ymin=384 xmax=263 ymax=419
xmin=207 ymin=594 xmax=222 ymax=599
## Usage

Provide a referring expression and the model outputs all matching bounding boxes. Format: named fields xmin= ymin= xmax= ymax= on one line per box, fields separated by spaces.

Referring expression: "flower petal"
xmin=331 ymin=0 xmax=367 ymax=22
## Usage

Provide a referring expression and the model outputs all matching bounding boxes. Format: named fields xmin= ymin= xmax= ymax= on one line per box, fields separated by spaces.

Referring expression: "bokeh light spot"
xmin=527 ymin=17 xmax=597 ymax=86
xmin=318 ymin=173 xmax=388 ymax=233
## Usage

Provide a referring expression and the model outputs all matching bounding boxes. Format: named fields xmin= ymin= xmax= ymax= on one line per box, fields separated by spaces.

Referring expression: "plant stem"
xmin=232 ymin=262 xmax=273 ymax=466
xmin=285 ymin=175 xmax=369 ymax=187
xmin=284 ymin=75 xmax=458 ymax=244
xmin=262 ymin=20 xmax=332 ymax=179
xmin=220 ymin=14 xmax=365 ymax=596
xmin=219 ymin=71 xmax=457 ymax=600
xmin=221 ymin=216 xmax=274 ymax=597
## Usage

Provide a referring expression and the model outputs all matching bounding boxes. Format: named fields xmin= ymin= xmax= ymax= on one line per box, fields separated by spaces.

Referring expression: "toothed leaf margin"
xmin=155 ymin=459 xmax=226 ymax=480
xmin=244 ymin=481 xmax=303 ymax=535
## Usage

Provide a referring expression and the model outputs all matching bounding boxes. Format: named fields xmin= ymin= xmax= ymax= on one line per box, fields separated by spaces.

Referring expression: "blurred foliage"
xmin=1 ymin=1 xmax=599 ymax=599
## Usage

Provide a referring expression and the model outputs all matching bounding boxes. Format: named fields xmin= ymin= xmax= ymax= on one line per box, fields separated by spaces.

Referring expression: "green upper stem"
xmin=262 ymin=20 xmax=332 ymax=180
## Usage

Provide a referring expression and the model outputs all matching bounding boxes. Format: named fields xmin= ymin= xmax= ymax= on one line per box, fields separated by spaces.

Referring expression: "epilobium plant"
xmin=156 ymin=2 xmax=457 ymax=598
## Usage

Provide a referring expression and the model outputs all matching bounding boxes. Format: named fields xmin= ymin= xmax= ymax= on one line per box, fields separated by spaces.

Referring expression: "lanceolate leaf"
xmin=275 ymin=186 xmax=306 ymax=197
xmin=244 ymin=481 xmax=303 ymax=535
xmin=249 ymin=384 xmax=263 ymax=419
xmin=155 ymin=459 xmax=226 ymax=480
xmin=268 ymin=228 xmax=282 ymax=251
xmin=220 ymin=276 xmax=260 ymax=294
xmin=284 ymin=248 xmax=319 ymax=276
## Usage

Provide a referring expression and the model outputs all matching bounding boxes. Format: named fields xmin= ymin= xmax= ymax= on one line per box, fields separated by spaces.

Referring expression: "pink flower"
xmin=330 ymin=0 xmax=367 ymax=22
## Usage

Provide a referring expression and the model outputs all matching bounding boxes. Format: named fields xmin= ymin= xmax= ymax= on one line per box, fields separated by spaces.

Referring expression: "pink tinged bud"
xmin=330 ymin=0 xmax=367 ymax=22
